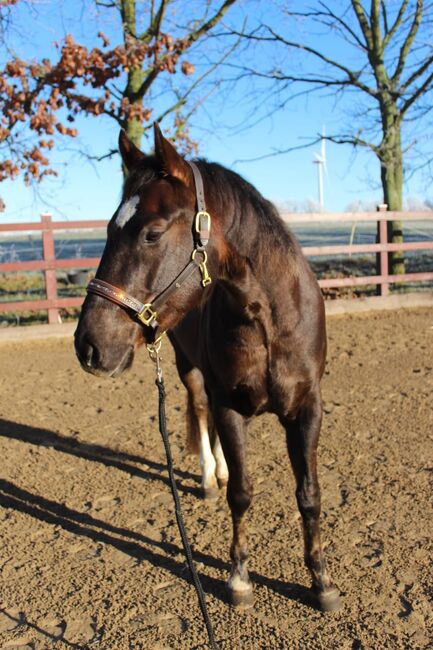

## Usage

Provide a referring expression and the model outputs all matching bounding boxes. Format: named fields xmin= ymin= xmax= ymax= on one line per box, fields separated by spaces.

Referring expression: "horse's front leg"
xmin=184 ymin=369 xmax=219 ymax=500
xmin=281 ymin=385 xmax=341 ymax=612
xmin=212 ymin=434 xmax=229 ymax=489
xmin=212 ymin=404 xmax=253 ymax=608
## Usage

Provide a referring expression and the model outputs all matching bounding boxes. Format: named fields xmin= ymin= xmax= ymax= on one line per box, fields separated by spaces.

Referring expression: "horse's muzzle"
xmin=74 ymin=330 xmax=135 ymax=378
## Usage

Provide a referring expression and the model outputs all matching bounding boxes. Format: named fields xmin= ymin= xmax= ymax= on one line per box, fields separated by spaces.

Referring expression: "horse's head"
xmin=75 ymin=124 xmax=218 ymax=377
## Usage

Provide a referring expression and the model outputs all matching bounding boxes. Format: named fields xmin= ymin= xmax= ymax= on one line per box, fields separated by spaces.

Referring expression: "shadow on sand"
xmin=0 ymin=418 xmax=317 ymax=613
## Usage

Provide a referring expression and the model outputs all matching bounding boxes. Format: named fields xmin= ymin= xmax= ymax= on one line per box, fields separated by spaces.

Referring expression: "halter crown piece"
xmin=86 ymin=161 xmax=212 ymax=341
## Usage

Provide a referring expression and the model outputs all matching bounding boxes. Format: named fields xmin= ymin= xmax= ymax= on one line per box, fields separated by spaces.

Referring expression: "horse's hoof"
xmin=315 ymin=587 xmax=341 ymax=612
xmin=202 ymin=486 xmax=219 ymax=501
xmin=229 ymin=587 xmax=254 ymax=609
xmin=217 ymin=477 xmax=228 ymax=489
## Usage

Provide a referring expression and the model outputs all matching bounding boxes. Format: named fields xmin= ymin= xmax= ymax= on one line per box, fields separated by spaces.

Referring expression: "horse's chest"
xmin=207 ymin=326 xmax=269 ymax=416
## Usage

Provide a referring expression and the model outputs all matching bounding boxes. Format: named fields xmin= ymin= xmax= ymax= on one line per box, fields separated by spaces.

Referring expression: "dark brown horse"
xmin=74 ymin=124 xmax=341 ymax=612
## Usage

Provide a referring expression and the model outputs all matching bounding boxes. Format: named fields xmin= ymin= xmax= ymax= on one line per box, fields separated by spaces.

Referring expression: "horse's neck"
xmin=217 ymin=243 xmax=275 ymax=331
xmin=214 ymin=183 xmax=299 ymax=326
xmin=221 ymin=212 xmax=287 ymax=286
xmin=216 ymin=208 xmax=308 ymax=340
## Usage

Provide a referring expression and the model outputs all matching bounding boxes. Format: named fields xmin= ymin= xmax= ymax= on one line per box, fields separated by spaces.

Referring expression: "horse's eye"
xmin=144 ymin=230 xmax=162 ymax=244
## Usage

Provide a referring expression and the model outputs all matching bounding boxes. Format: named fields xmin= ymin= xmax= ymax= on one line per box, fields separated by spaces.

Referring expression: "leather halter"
xmin=86 ymin=161 xmax=211 ymax=339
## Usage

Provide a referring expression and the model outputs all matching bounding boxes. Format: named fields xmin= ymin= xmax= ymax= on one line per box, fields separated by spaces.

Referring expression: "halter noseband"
xmin=86 ymin=161 xmax=211 ymax=339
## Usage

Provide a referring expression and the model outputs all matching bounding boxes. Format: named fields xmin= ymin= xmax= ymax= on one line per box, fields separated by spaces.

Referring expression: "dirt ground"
xmin=0 ymin=308 xmax=432 ymax=650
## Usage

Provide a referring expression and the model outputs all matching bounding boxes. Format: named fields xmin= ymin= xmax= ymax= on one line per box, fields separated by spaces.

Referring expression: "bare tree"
xmin=233 ymin=1 xmax=433 ymax=273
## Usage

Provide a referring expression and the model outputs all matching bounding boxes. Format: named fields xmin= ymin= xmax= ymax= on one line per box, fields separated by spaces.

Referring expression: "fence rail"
xmin=1 ymin=210 xmax=432 ymax=324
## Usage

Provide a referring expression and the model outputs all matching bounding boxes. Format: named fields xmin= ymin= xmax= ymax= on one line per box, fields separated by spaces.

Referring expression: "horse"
xmin=74 ymin=123 xmax=341 ymax=612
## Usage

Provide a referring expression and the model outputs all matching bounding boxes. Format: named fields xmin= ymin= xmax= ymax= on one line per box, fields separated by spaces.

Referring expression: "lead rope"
xmin=147 ymin=340 xmax=219 ymax=650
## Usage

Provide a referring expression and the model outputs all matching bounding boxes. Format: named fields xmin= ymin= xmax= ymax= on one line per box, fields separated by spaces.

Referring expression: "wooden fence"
xmin=0 ymin=209 xmax=432 ymax=324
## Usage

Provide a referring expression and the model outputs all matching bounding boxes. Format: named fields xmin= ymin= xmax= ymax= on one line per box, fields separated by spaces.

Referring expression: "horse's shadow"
xmin=0 ymin=418 xmax=202 ymax=498
xmin=0 ymin=419 xmax=316 ymax=610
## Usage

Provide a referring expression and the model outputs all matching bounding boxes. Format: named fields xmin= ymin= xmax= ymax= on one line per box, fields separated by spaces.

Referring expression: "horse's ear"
xmin=154 ymin=122 xmax=191 ymax=186
xmin=118 ymin=130 xmax=145 ymax=171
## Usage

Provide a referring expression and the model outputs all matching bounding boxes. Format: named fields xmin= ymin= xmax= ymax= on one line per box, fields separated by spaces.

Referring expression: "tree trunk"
xmin=124 ymin=67 xmax=145 ymax=149
xmin=379 ymin=123 xmax=405 ymax=276
xmin=121 ymin=0 xmax=145 ymax=174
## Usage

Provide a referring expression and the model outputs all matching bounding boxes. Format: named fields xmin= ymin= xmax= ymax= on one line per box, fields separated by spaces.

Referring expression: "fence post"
xmin=41 ymin=212 xmax=59 ymax=324
xmin=376 ymin=204 xmax=389 ymax=296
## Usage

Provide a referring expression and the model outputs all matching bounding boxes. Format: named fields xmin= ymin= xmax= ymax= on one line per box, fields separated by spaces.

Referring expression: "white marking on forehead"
xmin=115 ymin=195 xmax=140 ymax=229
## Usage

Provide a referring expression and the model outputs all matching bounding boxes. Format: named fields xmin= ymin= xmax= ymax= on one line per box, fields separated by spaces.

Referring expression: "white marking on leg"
xmin=228 ymin=573 xmax=251 ymax=592
xmin=115 ymin=195 xmax=140 ymax=228
xmin=199 ymin=422 xmax=217 ymax=490
xmin=213 ymin=436 xmax=228 ymax=483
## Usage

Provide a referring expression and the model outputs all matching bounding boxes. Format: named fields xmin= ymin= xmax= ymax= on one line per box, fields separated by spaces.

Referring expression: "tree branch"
xmin=256 ymin=25 xmax=378 ymax=98
xmin=95 ymin=1 xmax=118 ymax=7
xmin=284 ymin=3 xmax=367 ymax=51
xmin=370 ymin=0 xmax=384 ymax=61
xmin=400 ymin=68 xmax=433 ymax=114
xmin=132 ymin=67 xmax=158 ymax=102
xmin=225 ymin=62 xmax=366 ymax=90
xmin=381 ymin=0 xmax=389 ymax=35
xmin=325 ymin=133 xmax=380 ymax=154
xmin=400 ymin=53 xmax=433 ymax=92
xmin=81 ymin=147 xmax=118 ymax=162
xmin=153 ymin=33 xmax=240 ymax=125
xmin=233 ymin=139 xmax=321 ymax=165
xmin=234 ymin=131 xmax=379 ymax=165
xmin=383 ymin=0 xmax=408 ymax=47
xmin=140 ymin=0 xmax=168 ymax=43
xmin=184 ymin=0 xmax=237 ymax=48
xmin=351 ymin=0 xmax=373 ymax=50
xmin=392 ymin=0 xmax=423 ymax=83
xmin=133 ymin=0 xmax=238 ymax=104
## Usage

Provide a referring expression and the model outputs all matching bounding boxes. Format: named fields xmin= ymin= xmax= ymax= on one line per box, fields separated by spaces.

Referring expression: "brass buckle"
xmin=195 ymin=210 xmax=211 ymax=235
xmin=137 ymin=303 xmax=157 ymax=326
xmin=191 ymin=249 xmax=212 ymax=287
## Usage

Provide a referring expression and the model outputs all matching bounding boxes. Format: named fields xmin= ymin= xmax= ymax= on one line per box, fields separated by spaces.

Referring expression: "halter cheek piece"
xmin=86 ymin=162 xmax=211 ymax=340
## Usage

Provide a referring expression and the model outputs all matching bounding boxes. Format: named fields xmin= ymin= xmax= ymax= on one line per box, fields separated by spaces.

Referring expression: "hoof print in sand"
xmin=132 ymin=611 xmax=187 ymax=636
xmin=0 ymin=609 xmax=25 ymax=633
xmin=63 ymin=616 xmax=96 ymax=645
xmin=38 ymin=616 xmax=65 ymax=640
xmin=91 ymin=494 xmax=121 ymax=512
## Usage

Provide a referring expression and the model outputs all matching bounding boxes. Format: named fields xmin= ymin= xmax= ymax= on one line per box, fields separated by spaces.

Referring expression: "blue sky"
xmin=1 ymin=1 xmax=431 ymax=224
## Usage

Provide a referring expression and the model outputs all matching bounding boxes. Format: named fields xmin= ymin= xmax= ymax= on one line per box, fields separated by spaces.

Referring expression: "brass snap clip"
xmin=146 ymin=332 xmax=165 ymax=382
xmin=191 ymin=249 xmax=212 ymax=287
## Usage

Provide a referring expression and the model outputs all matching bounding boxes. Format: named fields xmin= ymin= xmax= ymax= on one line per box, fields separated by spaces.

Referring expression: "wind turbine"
xmin=313 ymin=128 xmax=327 ymax=210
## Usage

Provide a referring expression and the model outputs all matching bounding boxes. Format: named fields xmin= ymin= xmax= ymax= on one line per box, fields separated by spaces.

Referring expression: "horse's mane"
xmin=196 ymin=160 xmax=300 ymax=261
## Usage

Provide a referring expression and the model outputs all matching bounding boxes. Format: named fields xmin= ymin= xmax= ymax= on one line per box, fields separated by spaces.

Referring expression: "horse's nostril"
xmin=81 ymin=340 xmax=100 ymax=369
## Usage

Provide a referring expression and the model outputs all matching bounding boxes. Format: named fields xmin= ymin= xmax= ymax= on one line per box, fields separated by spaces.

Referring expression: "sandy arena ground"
xmin=0 ymin=308 xmax=432 ymax=650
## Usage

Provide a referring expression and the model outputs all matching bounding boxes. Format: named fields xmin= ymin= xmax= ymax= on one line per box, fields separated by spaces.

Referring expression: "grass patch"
xmin=0 ymin=272 xmax=90 ymax=326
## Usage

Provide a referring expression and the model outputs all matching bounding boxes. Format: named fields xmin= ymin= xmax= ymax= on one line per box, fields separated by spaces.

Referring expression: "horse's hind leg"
xmin=281 ymin=386 xmax=341 ymax=612
xmin=212 ymin=404 xmax=254 ymax=608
